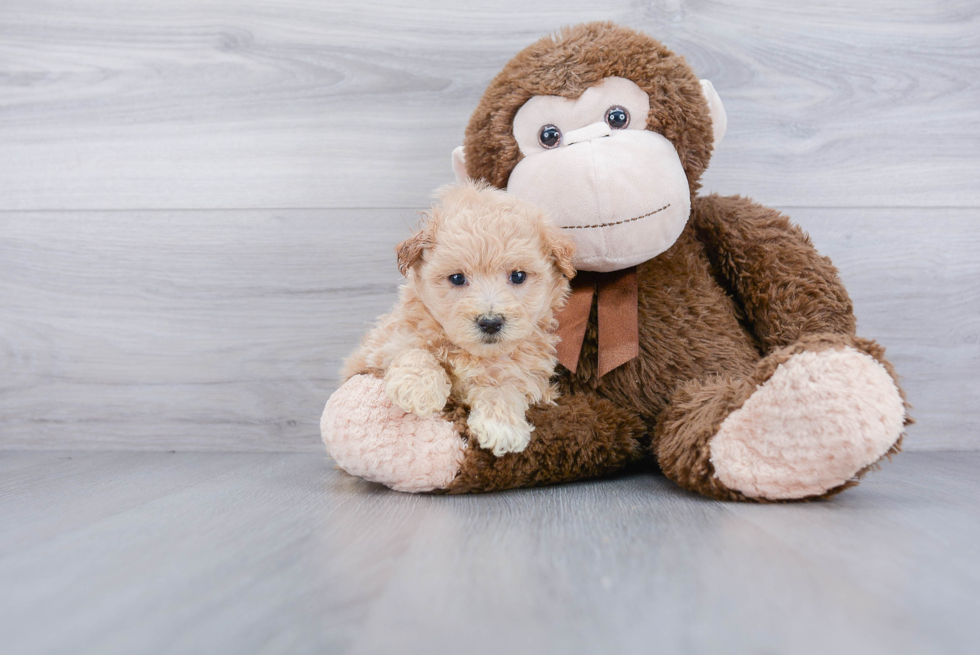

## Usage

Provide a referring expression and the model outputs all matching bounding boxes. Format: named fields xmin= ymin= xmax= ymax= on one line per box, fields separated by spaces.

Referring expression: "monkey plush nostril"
xmin=476 ymin=315 xmax=505 ymax=335
xmin=563 ymin=122 xmax=612 ymax=146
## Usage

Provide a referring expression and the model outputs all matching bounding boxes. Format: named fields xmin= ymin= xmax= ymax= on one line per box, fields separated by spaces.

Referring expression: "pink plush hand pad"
xmin=320 ymin=375 xmax=466 ymax=492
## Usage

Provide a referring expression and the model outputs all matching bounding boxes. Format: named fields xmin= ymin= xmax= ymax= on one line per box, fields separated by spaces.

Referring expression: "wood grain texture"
xmin=1 ymin=1 xmax=976 ymax=452
xmin=1 ymin=0 xmax=977 ymax=210
xmin=0 ymin=207 xmax=976 ymax=451
xmin=803 ymin=209 xmax=980 ymax=448
xmin=0 ymin=451 xmax=977 ymax=654
xmin=0 ymin=208 xmax=411 ymax=451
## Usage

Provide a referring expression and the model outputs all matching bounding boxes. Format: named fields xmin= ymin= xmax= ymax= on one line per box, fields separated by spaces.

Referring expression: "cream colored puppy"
xmin=342 ymin=182 xmax=575 ymax=456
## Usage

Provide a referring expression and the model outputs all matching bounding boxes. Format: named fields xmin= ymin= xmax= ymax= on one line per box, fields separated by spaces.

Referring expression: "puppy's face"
xmin=418 ymin=230 xmax=558 ymax=357
xmin=397 ymin=184 xmax=575 ymax=357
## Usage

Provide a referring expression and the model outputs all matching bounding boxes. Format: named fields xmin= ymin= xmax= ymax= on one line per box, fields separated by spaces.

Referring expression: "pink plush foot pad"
xmin=321 ymin=375 xmax=466 ymax=492
xmin=710 ymin=347 xmax=905 ymax=500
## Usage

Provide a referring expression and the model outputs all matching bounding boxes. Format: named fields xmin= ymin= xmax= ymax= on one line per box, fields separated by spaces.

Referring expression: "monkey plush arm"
xmin=322 ymin=374 xmax=646 ymax=493
xmin=446 ymin=392 xmax=647 ymax=494
xmin=691 ymin=194 xmax=856 ymax=352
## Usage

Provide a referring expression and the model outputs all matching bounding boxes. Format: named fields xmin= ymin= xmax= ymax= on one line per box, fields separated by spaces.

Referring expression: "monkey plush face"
xmin=457 ymin=22 xmax=727 ymax=272
xmin=506 ymin=76 xmax=695 ymax=272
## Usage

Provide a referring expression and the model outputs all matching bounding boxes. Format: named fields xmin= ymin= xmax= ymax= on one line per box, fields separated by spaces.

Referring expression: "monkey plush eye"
xmin=604 ymin=106 xmax=630 ymax=129
xmin=509 ymin=271 xmax=527 ymax=284
xmin=448 ymin=273 xmax=466 ymax=286
xmin=538 ymin=125 xmax=562 ymax=149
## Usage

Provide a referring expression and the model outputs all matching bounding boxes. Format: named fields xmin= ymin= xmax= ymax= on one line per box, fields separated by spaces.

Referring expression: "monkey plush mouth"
xmin=560 ymin=203 xmax=671 ymax=230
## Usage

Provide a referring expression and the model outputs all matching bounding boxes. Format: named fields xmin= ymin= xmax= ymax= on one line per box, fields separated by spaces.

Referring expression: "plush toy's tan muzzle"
xmin=506 ymin=129 xmax=692 ymax=273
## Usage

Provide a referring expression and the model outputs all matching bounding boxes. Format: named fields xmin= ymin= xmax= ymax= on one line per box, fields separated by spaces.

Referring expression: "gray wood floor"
xmin=1 ymin=450 xmax=977 ymax=654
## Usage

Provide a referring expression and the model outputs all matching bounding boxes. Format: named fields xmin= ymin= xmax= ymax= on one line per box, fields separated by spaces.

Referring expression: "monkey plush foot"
xmin=709 ymin=346 xmax=906 ymax=500
xmin=321 ymin=375 xmax=465 ymax=492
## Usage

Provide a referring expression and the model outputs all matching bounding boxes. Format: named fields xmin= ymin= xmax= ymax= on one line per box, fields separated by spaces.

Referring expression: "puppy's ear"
xmin=544 ymin=224 xmax=576 ymax=279
xmin=395 ymin=228 xmax=433 ymax=277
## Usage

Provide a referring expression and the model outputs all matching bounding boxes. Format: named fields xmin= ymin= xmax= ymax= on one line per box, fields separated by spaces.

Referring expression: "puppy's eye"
xmin=605 ymin=106 xmax=630 ymax=129
xmin=538 ymin=125 xmax=561 ymax=149
xmin=509 ymin=271 xmax=527 ymax=284
xmin=448 ymin=273 xmax=466 ymax=286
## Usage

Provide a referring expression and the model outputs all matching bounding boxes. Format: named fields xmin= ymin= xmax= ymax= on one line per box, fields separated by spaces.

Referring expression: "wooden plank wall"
xmin=1 ymin=1 xmax=977 ymax=451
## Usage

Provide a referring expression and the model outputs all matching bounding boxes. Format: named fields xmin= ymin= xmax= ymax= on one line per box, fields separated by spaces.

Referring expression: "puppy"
xmin=341 ymin=181 xmax=575 ymax=456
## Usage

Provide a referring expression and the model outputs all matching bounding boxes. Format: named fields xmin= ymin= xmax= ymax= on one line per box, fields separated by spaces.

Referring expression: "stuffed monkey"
xmin=322 ymin=22 xmax=908 ymax=501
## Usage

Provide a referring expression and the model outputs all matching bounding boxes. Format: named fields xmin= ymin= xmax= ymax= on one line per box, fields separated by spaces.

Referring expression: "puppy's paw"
xmin=467 ymin=411 xmax=533 ymax=457
xmin=385 ymin=364 xmax=451 ymax=417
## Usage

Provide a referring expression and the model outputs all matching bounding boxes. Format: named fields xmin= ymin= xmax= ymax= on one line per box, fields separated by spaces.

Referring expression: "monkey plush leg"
xmin=322 ymin=374 xmax=647 ymax=493
xmin=654 ymin=334 xmax=908 ymax=502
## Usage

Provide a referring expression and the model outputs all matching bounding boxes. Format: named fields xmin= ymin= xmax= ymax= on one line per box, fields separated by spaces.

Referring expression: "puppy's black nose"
xmin=476 ymin=315 xmax=504 ymax=335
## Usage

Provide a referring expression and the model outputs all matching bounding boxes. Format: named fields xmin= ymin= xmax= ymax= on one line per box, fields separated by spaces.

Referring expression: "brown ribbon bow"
xmin=555 ymin=267 xmax=639 ymax=377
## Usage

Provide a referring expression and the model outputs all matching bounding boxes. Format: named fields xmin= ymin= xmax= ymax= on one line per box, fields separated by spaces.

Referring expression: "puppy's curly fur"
xmin=342 ymin=182 xmax=575 ymax=456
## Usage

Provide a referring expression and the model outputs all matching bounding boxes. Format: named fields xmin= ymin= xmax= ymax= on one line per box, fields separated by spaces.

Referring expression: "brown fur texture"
xmin=441 ymin=22 xmax=909 ymax=498
xmin=447 ymin=193 xmax=908 ymax=497
xmin=692 ymin=194 xmax=857 ymax=351
xmin=445 ymin=393 xmax=647 ymax=494
xmin=387 ymin=21 xmax=910 ymax=501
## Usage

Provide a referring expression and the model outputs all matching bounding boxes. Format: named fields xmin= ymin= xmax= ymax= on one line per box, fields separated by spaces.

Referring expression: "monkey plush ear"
xmin=699 ymin=80 xmax=727 ymax=148
xmin=395 ymin=229 xmax=433 ymax=277
xmin=451 ymin=146 xmax=469 ymax=183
